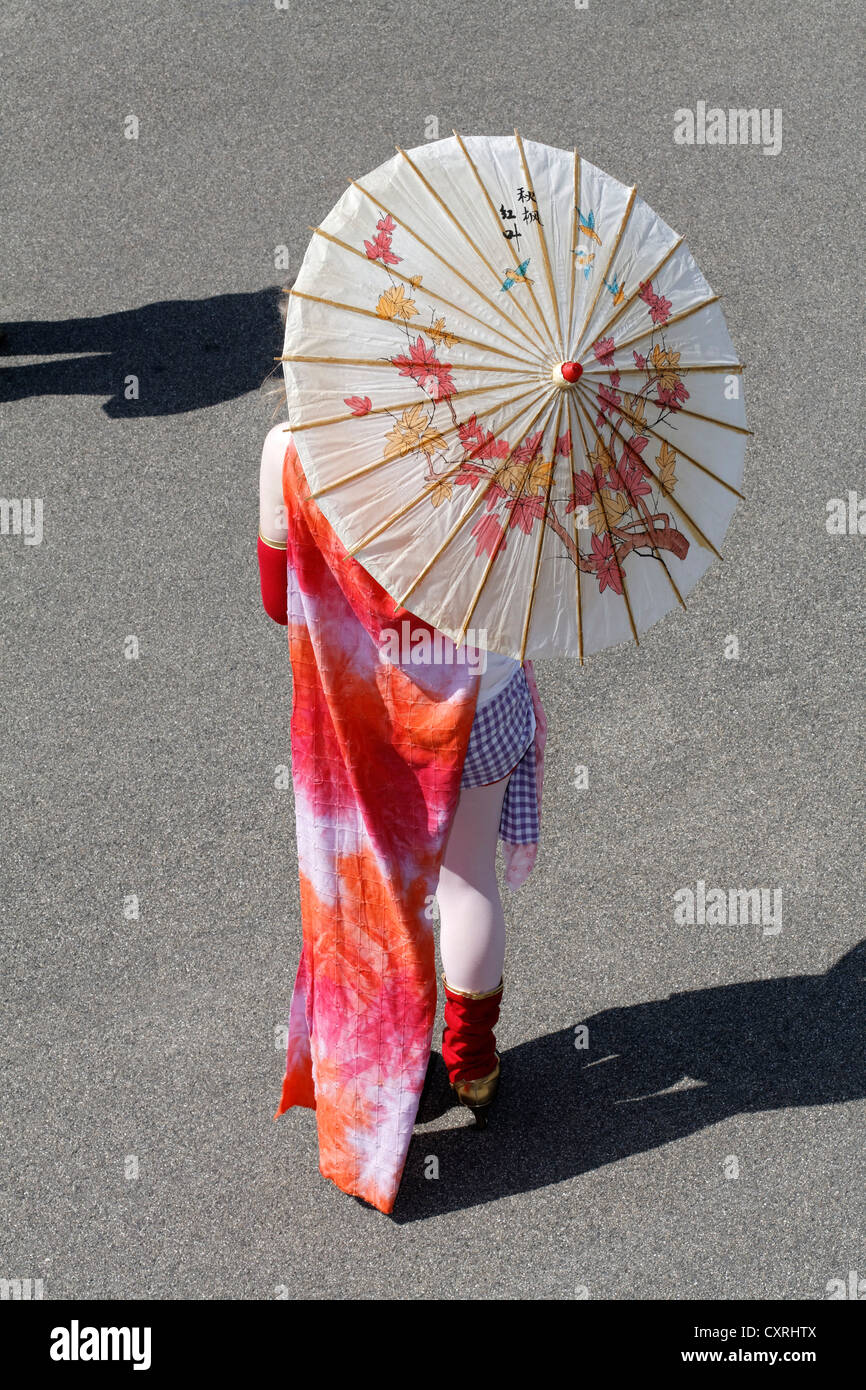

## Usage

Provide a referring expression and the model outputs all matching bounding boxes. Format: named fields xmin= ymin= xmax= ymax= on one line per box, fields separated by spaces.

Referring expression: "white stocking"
xmin=436 ymin=772 xmax=511 ymax=995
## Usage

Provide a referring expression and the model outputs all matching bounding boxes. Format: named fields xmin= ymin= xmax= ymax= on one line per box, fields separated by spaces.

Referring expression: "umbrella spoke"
xmin=514 ymin=128 xmax=566 ymax=357
xmin=388 ymin=392 xmax=556 ymax=605
xmin=566 ymin=150 xmax=581 ymax=376
xmin=285 ymin=374 xmax=543 ymax=435
xmin=571 ymin=400 xmax=641 ymax=647
xmin=394 ymin=146 xmax=556 ymax=361
xmin=452 ymin=394 xmax=561 ymax=645
xmin=288 ymin=288 xmax=532 ymax=367
xmin=519 ymin=394 xmax=565 ymax=661
xmin=280 ymin=353 xmax=536 ymax=376
xmin=308 ymin=225 xmax=544 ymax=364
xmin=575 ymin=394 xmax=687 ymax=612
xmin=576 ymin=381 xmax=725 ymax=558
xmin=450 ymin=130 xmax=560 ymax=358
xmin=581 ymin=377 xmax=753 ymax=438
xmin=580 ymin=380 xmax=746 ymax=498
xmin=583 ymin=234 xmax=684 ymax=354
xmin=585 ymin=294 xmax=720 ymax=360
xmin=565 ymin=394 xmax=586 ymax=663
xmin=311 ymin=384 xmax=542 ymax=499
xmin=572 ymin=186 xmax=637 ymax=359
xmin=351 ymin=176 xmax=549 ymax=364
xmin=342 ymin=387 xmax=551 ymax=547
xmin=583 ymin=362 xmax=745 ymax=375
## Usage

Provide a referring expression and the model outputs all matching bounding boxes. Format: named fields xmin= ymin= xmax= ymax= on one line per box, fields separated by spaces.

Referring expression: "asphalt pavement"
xmin=1 ymin=0 xmax=863 ymax=1300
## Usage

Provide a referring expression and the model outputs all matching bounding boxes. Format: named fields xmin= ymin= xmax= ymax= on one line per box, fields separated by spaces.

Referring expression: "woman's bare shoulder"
xmin=261 ymin=423 xmax=292 ymax=477
xmin=263 ymin=421 xmax=292 ymax=454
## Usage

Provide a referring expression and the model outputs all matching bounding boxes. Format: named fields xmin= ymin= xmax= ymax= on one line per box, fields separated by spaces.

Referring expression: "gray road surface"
xmin=1 ymin=0 xmax=864 ymax=1300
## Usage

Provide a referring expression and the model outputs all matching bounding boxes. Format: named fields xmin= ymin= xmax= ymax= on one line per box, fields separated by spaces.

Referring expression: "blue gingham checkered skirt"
xmin=460 ymin=664 xmax=538 ymax=846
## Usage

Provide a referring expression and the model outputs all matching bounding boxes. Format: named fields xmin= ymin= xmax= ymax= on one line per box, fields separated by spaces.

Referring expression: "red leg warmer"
xmin=441 ymin=977 xmax=503 ymax=1084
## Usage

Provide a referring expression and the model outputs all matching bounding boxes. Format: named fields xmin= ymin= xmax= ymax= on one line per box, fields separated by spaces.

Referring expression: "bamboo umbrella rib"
xmin=450 ymin=130 xmax=560 ymax=358
xmin=575 ymin=394 xmax=686 ymax=611
xmin=565 ymin=393 xmax=585 ymax=663
xmin=566 ymin=149 xmax=581 ymax=369
xmin=572 ymin=397 xmax=640 ymax=647
xmin=514 ymin=128 xmax=565 ymax=357
xmin=587 ymin=294 xmax=720 ymax=360
xmin=519 ymin=394 xmax=565 ymax=661
xmin=351 ymin=176 xmax=549 ymax=363
xmin=585 ymin=234 xmax=685 ymax=350
xmin=308 ymin=224 xmax=542 ymax=363
xmin=583 ymin=361 xmax=745 ymax=375
xmin=392 ymin=391 xmax=556 ymax=608
xmin=288 ymin=288 xmax=531 ymax=367
xmin=580 ymin=380 xmax=753 ymax=437
xmin=286 ymin=374 xmax=542 ymax=434
xmin=394 ymin=146 xmax=556 ymax=361
xmin=452 ymin=395 xmax=562 ymax=644
xmin=312 ymin=383 xmax=542 ymax=499
xmin=578 ymin=380 xmax=746 ymax=499
xmin=342 ymin=387 xmax=551 ymax=552
xmin=576 ymin=382 xmax=725 ymax=558
xmin=572 ymin=186 xmax=637 ymax=359
xmin=279 ymin=352 xmax=537 ymax=376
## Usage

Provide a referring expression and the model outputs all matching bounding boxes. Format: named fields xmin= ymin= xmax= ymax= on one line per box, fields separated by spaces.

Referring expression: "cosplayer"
xmin=257 ymin=131 xmax=745 ymax=1213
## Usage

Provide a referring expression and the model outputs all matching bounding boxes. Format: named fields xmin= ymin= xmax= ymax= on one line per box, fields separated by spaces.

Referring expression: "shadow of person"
xmin=396 ymin=940 xmax=866 ymax=1221
xmin=0 ymin=286 xmax=285 ymax=415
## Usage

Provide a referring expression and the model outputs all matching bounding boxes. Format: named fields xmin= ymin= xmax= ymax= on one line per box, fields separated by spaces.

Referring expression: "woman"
xmin=258 ymin=417 xmax=547 ymax=1213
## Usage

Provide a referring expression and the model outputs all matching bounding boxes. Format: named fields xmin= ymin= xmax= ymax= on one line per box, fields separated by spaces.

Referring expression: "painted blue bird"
xmin=575 ymin=206 xmax=601 ymax=244
xmin=574 ymin=247 xmax=595 ymax=280
xmin=603 ymin=272 xmax=625 ymax=305
xmin=500 ymin=258 xmax=534 ymax=292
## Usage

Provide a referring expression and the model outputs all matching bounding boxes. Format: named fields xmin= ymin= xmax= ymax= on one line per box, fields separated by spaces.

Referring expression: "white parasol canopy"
xmin=280 ymin=132 xmax=748 ymax=660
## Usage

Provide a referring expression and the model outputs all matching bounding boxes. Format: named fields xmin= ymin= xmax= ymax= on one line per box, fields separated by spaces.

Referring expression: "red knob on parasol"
xmin=560 ymin=361 xmax=583 ymax=383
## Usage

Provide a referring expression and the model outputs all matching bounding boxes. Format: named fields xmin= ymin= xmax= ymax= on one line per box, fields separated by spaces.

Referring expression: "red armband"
xmin=258 ymin=533 xmax=288 ymax=625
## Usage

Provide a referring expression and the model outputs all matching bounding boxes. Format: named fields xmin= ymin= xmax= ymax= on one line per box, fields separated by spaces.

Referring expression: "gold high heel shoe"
xmin=450 ymin=1053 xmax=501 ymax=1128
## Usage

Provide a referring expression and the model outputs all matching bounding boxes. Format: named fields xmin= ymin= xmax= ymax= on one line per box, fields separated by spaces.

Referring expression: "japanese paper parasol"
xmin=279 ymin=132 xmax=748 ymax=661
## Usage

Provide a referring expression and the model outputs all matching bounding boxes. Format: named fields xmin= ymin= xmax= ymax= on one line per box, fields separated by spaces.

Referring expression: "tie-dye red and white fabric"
xmin=273 ymin=437 xmax=545 ymax=1213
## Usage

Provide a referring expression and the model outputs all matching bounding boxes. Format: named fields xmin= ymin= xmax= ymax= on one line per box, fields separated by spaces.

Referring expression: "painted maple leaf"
xmin=459 ymin=414 xmax=510 ymax=462
xmin=492 ymin=456 xmax=527 ymax=493
xmin=589 ymin=489 xmax=629 ymax=535
xmin=511 ymin=430 xmax=544 ymax=466
xmin=525 ymin=455 xmax=555 ymax=496
xmin=587 ymin=439 xmax=615 ymax=476
xmin=383 ymin=402 xmax=429 ymax=460
xmin=620 ymin=460 xmax=652 ymax=499
xmin=470 ymin=511 xmax=507 ymax=559
xmin=649 ymin=344 xmax=682 ymax=390
xmin=648 ymin=293 xmax=672 ymax=325
xmin=504 ymin=492 xmax=546 ymax=534
xmin=588 ymin=532 xmax=623 ymax=595
xmin=656 ymin=440 xmax=678 ymax=492
xmin=364 ymin=231 xmax=400 ymax=265
xmin=427 ymin=316 xmax=458 ymax=348
xmin=592 ymin=337 xmax=616 ymax=367
xmin=620 ymin=393 xmax=646 ymax=428
xmin=656 ymin=379 xmax=689 ymax=410
xmin=566 ymin=469 xmax=596 ymax=512
xmin=429 ymin=477 xmax=454 ymax=506
xmin=391 ymin=335 xmax=456 ymax=400
xmin=376 ymin=284 xmax=418 ymax=321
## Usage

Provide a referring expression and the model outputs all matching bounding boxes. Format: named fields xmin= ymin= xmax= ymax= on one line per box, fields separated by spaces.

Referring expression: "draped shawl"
xmin=273 ymin=437 xmax=546 ymax=1213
